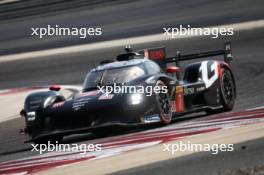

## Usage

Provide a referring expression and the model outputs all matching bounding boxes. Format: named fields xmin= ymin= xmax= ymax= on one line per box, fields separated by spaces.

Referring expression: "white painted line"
xmin=0 ymin=89 xmax=9 ymax=94
xmin=0 ymin=20 xmax=264 ymax=63
xmin=246 ymin=105 xmax=264 ymax=111
xmin=0 ymin=0 xmax=20 ymax=4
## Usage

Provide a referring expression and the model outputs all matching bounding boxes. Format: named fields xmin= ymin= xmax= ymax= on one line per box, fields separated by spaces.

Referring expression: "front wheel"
xmin=155 ymin=80 xmax=172 ymax=124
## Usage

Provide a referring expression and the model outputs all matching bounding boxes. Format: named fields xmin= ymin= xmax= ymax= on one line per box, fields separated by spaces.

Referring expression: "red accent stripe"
xmin=217 ymin=62 xmax=222 ymax=77
xmin=101 ymin=128 xmax=219 ymax=148
xmin=0 ymin=156 xmax=95 ymax=175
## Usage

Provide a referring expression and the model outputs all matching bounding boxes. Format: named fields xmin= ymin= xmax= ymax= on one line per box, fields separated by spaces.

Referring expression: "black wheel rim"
xmin=222 ymin=72 xmax=234 ymax=103
xmin=157 ymin=90 xmax=171 ymax=115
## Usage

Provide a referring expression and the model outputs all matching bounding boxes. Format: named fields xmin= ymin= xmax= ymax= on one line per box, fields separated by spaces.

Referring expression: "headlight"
xmin=129 ymin=93 xmax=143 ymax=105
xmin=27 ymin=111 xmax=36 ymax=121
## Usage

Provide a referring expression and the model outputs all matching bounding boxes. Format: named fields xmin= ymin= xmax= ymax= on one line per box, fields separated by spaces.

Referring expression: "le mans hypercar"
xmin=20 ymin=42 xmax=236 ymax=143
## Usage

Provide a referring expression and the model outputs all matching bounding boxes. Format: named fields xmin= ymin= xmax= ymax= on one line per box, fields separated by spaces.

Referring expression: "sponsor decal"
xmin=143 ymin=114 xmax=161 ymax=123
xmin=72 ymin=98 xmax=89 ymax=111
xmin=98 ymin=93 xmax=114 ymax=100
xmin=197 ymin=86 xmax=206 ymax=92
xmin=52 ymin=101 xmax=65 ymax=108
xmin=184 ymin=87 xmax=194 ymax=95
xmin=76 ymin=91 xmax=98 ymax=98
xmin=176 ymin=86 xmax=183 ymax=93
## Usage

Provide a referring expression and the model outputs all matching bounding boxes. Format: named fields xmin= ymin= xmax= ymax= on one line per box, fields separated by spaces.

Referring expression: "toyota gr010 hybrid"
xmin=20 ymin=42 xmax=236 ymax=143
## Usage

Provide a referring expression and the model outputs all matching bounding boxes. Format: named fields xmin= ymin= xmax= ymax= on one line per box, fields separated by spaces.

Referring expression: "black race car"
xmin=20 ymin=42 xmax=236 ymax=143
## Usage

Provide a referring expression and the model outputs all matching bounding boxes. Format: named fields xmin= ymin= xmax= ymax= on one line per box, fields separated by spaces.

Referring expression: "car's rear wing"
xmin=166 ymin=42 xmax=232 ymax=65
xmin=139 ymin=42 xmax=233 ymax=69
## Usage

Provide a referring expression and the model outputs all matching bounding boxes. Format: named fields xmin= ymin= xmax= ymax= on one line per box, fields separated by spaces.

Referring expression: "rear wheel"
xmin=155 ymin=80 xmax=172 ymax=124
xmin=206 ymin=68 xmax=235 ymax=115
xmin=220 ymin=68 xmax=235 ymax=111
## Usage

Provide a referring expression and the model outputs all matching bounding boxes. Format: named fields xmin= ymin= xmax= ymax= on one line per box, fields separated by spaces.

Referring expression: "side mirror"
xmin=166 ymin=66 xmax=180 ymax=74
xmin=49 ymin=85 xmax=61 ymax=91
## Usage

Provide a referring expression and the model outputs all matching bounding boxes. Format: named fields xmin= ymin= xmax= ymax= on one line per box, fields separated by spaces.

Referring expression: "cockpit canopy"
xmin=83 ymin=65 xmax=145 ymax=92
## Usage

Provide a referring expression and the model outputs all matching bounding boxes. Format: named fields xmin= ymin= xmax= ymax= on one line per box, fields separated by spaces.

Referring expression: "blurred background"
xmin=0 ymin=1 xmax=264 ymax=173
xmin=0 ymin=0 xmax=263 ymax=55
xmin=0 ymin=0 xmax=264 ymax=109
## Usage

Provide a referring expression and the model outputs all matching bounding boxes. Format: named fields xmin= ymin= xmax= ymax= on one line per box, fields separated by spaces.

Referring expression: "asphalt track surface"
xmin=0 ymin=0 xmax=264 ymax=174
xmin=113 ymin=138 xmax=264 ymax=175
xmin=0 ymin=0 xmax=264 ymax=55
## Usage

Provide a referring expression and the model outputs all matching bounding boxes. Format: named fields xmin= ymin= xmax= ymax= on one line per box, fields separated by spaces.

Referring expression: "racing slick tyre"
xmin=206 ymin=68 xmax=235 ymax=115
xmin=155 ymin=80 xmax=172 ymax=124
xmin=219 ymin=68 xmax=235 ymax=111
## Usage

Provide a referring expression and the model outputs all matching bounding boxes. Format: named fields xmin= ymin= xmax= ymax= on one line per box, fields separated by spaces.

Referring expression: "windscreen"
xmin=83 ymin=66 xmax=145 ymax=91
